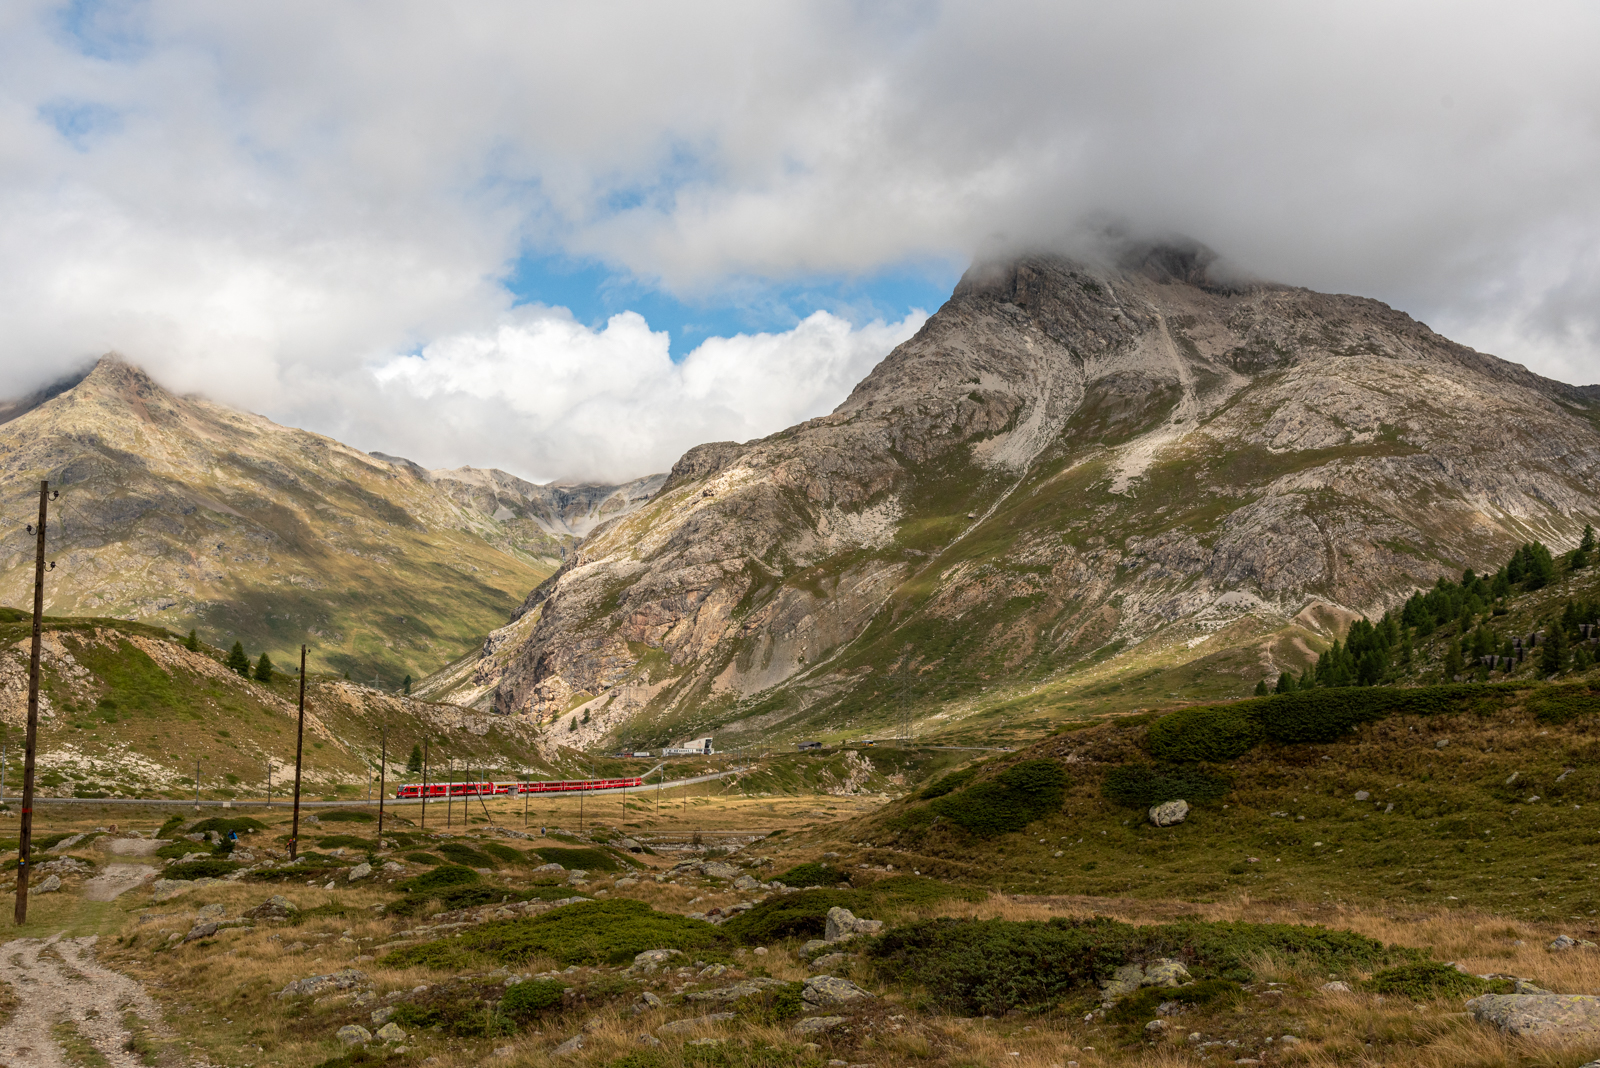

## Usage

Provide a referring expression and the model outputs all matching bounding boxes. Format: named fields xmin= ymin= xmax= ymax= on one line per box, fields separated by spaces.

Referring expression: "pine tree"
xmin=1542 ymin=621 xmax=1568 ymax=675
xmin=581 ymin=708 xmax=591 ymax=724
xmin=1274 ymin=672 xmax=1296 ymax=694
xmin=1524 ymin=542 xmax=1556 ymax=590
xmin=1443 ymin=639 xmax=1464 ymax=681
xmin=407 ymin=744 xmax=423 ymax=773
xmin=184 ymin=629 xmax=200 ymax=652
xmin=1254 ymin=678 xmax=1269 ymax=696
xmin=403 ymin=674 xmax=412 ymax=696
xmin=225 ymin=641 xmax=251 ymax=676
xmin=1574 ymin=524 xmax=1596 ymax=570
xmin=568 ymin=717 xmax=578 ymax=732
xmin=254 ymin=653 xmax=274 ymax=683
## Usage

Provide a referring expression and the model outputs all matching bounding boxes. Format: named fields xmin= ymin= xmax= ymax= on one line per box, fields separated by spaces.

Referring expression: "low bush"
xmin=869 ymin=916 xmax=1419 ymax=1015
xmin=481 ymin=842 xmax=526 ymax=865
xmin=776 ymin=862 xmax=847 ymax=888
xmin=164 ymin=859 xmax=241 ymax=881
xmin=315 ymin=835 xmax=373 ymax=850
xmin=390 ymin=990 xmax=515 ymax=1038
xmin=499 ymin=978 xmax=567 ymax=1021
xmin=919 ymin=767 xmax=977 ymax=799
xmin=927 ymin=760 xmax=1069 ymax=837
xmin=1146 ymin=706 xmax=1262 ymax=762
xmin=735 ymin=982 xmax=805 ymax=1024
xmin=1527 ymin=684 xmax=1600 ymax=725
xmin=156 ymin=816 xmax=185 ymax=839
xmin=403 ymin=851 xmax=443 ymax=866
xmin=1105 ymin=978 xmax=1243 ymax=1024
xmin=1363 ymin=961 xmax=1510 ymax=999
xmin=382 ymin=898 xmax=726 ymax=970
xmin=720 ymin=889 xmax=859 ymax=945
xmin=186 ymin=816 xmax=265 ymax=836
xmin=534 ymin=846 xmax=621 ymax=872
xmin=396 ymin=865 xmax=480 ymax=894
xmin=317 ymin=811 xmax=375 ymax=823
xmin=1102 ymin=764 xmax=1232 ymax=807
xmin=438 ymin=842 xmax=495 ymax=867
xmin=285 ymin=902 xmax=359 ymax=926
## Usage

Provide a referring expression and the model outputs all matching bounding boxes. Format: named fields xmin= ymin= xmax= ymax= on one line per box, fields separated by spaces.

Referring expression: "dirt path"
xmin=0 ymin=934 xmax=172 ymax=1067
xmin=83 ymin=864 xmax=159 ymax=902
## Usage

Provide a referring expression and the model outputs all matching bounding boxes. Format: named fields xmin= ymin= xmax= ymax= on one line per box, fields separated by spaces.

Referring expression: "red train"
xmin=394 ymin=776 xmax=644 ymax=799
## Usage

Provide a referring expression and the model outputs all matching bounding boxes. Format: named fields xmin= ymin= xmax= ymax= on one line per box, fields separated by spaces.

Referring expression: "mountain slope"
xmin=0 ymin=357 xmax=660 ymax=680
xmin=456 ymin=245 xmax=1600 ymax=748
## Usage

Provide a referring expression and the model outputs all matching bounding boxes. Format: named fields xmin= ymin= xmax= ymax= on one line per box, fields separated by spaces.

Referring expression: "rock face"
xmin=460 ymin=245 xmax=1600 ymax=744
xmin=1467 ymin=994 xmax=1600 ymax=1037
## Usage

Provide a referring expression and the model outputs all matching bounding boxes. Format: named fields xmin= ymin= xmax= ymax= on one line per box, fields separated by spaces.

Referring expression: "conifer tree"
xmin=402 ymin=674 xmax=412 ymax=696
xmin=1443 ymin=639 xmax=1464 ymax=680
xmin=254 ymin=652 xmax=274 ymax=683
xmin=1254 ymin=678 xmax=1269 ymax=696
xmin=407 ymin=744 xmax=423 ymax=773
xmin=225 ymin=641 xmax=251 ymax=676
xmin=1574 ymin=524 xmax=1596 ymax=570
xmin=1542 ymin=620 xmax=1568 ymax=675
xmin=184 ymin=629 xmax=200 ymax=652
xmin=1274 ymin=672 xmax=1296 ymax=694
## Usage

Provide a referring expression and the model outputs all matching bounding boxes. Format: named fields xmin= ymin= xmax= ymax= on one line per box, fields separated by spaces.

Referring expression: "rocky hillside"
xmin=0 ymin=357 xmax=658 ymax=681
xmin=459 ymin=244 xmax=1600 ymax=748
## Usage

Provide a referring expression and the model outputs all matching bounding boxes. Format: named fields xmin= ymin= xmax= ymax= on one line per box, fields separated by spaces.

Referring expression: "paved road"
xmin=13 ymin=766 xmax=750 ymax=809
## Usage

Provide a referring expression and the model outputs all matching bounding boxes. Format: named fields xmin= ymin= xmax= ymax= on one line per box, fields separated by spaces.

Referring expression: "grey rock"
xmin=553 ymin=1035 xmax=585 ymax=1056
xmin=657 ymin=1014 xmax=737 ymax=1035
xmin=376 ymin=1022 xmax=406 ymax=1042
xmin=244 ymin=895 xmax=297 ymax=920
xmin=1467 ymin=994 xmax=1600 ymax=1037
xmin=793 ymin=1016 xmax=849 ymax=1035
xmin=825 ymin=906 xmax=883 ymax=942
xmin=699 ymin=862 xmax=742 ymax=880
xmin=733 ymin=874 xmax=760 ymax=890
xmin=1515 ymin=980 xmax=1553 ymax=995
xmin=1142 ymin=959 xmax=1191 ymax=987
xmin=803 ymin=976 xmax=874 ymax=1008
xmin=1353 ymin=790 xmax=1370 ymax=801
xmin=1321 ymin=981 xmax=1351 ymax=992
xmin=810 ymin=952 xmax=849 ymax=973
xmin=801 ymin=939 xmax=833 ymax=957
xmin=638 ymin=1033 xmax=663 ymax=1046
xmin=685 ymin=978 xmax=792 ymax=1002
xmin=382 ymin=861 xmax=406 ymax=873
xmin=197 ymin=903 xmax=225 ymax=918
xmin=615 ymin=877 xmax=639 ymax=888
xmin=1101 ymin=964 xmax=1145 ymax=1000
xmin=633 ymin=991 xmax=665 ymax=1013
xmin=35 ymin=874 xmax=61 ymax=894
xmin=150 ymin=879 xmax=192 ymax=903
xmin=347 ymin=862 xmax=372 ymax=882
xmin=618 ymin=838 xmax=643 ymax=852
xmin=371 ymin=1006 xmax=395 ymax=1025
xmin=184 ymin=921 xmax=219 ymax=943
xmin=1148 ymin=800 xmax=1189 ymax=827
xmin=1550 ymin=935 xmax=1579 ymax=950
xmin=535 ymin=862 xmax=565 ymax=873
xmin=277 ymin=969 xmax=370 ymax=999
xmin=1145 ymin=1019 xmax=1166 ymax=1033
xmin=336 ymin=1024 xmax=371 ymax=1045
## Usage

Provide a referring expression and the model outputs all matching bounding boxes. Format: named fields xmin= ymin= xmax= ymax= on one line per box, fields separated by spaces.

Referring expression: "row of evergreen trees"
xmin=1256 ymin=526 xmax=1598 ymax=694
xmin=223 ymin=639 xmax=276 ymax=682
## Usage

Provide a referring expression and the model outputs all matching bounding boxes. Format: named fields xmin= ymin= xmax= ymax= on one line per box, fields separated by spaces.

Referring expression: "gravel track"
xmin=0 ymin=935 xmax=171 ymax=1067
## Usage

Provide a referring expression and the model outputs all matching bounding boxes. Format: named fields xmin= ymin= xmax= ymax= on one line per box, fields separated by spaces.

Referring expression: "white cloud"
xmin=365 ymin=308 xmax=926 ymax=482
xmin=0 ymin=0 xmax=1598 ymax=479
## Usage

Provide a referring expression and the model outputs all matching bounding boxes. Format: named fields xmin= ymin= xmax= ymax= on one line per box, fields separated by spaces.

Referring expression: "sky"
xmin=3 ymin=1 xmax=1599 ymax=483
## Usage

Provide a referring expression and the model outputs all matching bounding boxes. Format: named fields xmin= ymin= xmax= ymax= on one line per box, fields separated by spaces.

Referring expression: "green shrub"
xmin=869 ymin=916 xmax=1419 ymax=1015
xmin=534 ymin=846 xmax=621 ymax=872
xmin=500 ymin=978 xmax=567 ymax=1021
xmin=919 ymin=767 xmax=977 ymax=799
xmin=1363 ymin=961 xmax=1510 ymax=999
xmin=928 ymin=760 xmax=1069 ymax=837
xmin=403 ymin=851 xmax=443 ymax=866
xmin=1105 ymin=978 xmax=1243 ymax=1024
xmin=318 ymin=810 xmax=376 ymax=823
xmin=285 ymin=902 xmax=359 ymax=926
xmin=1527 ymin=684 xmax=1600 ymax=725
xmin=396 ymin=865 xmax=480 ymax=894
xmin=157 ymin=816 xmax=185 ymax=839
xmin=316 ymin=835 xmax=373 ymax=850
xmin=776 ymin=862 xmax=846 ymax=888
xmin=1102 ymin=764 xmax=1232 ymax=807
xmin=186 ymin=816 xmax=266 ymax=836
xmin=735 ymin=982 xmax=805 ymax=1024
xmin=382 ymin=898 xmax=726 ymax=970
xmin=438 ymin=842 xmax=494 ymax=867
xmin=720 ymin=889 xmax=860 ymax=945
xmin=390 ymin=992 xmax=515 ymax=1037
xmin=860 ymin=875 xmax=984 ymax=907
xmin=1146 ymin=706 xmax=1262 ymax=762
xmin=164 ymin=859 xmax=242 ymax=881
xmin=481 ymin=842 xmax=526 ymax=864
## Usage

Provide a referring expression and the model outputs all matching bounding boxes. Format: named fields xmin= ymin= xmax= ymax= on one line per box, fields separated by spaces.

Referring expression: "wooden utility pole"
xmin=15 ymin=480 xmax=53 ymax=925
xmin=419 ymin=740 xmax=429 ymax=830
xmin=288 ymin=645 xmax=307 ymax=860
xmin=376 ymin=727 xmax=387 ymax=842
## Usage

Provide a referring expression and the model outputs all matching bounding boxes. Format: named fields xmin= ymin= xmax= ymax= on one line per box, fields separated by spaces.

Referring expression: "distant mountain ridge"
xmin=442 ymin=244 xmax=1600 ymax=751
xmin=0 ymin=357 xmax=662 ymax=680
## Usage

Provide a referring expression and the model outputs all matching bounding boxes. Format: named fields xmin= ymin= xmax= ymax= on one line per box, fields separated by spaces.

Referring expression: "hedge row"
xmin=1146 ymin=682 xmax=1542 ymax=762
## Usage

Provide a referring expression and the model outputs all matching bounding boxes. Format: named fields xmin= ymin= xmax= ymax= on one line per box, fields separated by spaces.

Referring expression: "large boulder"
xmin=1148 ymin=800 xmax=1190 ymax=827
xmin=34 ymin=875 xmax=61 ymax=894
xmin=1467 ymin=994 xmax=1600 ymax=1037
xmin=277 ymin=969 xmax=370 ymax=999
xmin=824 ymin=907 xmax=884 ymax=943
xmin=802 ymin=975 xmax=874 ymax=1008
xmin=336 ymin=1025 xmax=371 ymax=1046
xmin=243 ymin=895 xmax=297 ymax=921
xmin=699 ymin=862 xmax=742 ymax=881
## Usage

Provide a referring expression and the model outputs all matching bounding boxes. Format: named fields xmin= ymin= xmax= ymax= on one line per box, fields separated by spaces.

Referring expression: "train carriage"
xmin=393 ymin=776 xmax=644 ymax=799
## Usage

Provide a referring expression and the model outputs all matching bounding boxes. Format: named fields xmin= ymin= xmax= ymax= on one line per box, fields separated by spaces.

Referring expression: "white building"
xmin=662 ymin=736 xmax=714 ymax=756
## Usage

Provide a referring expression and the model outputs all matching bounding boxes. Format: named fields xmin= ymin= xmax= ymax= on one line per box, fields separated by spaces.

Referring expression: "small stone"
xmin=810 ymin=952 xmax=849 ymax=973
xmin=615 ymin=877 xmax=638 ymax=888
xmin=376 ymin=1022 xmax=406 ymax=1042
xmin=198 ymin=903 xmax=225 ymax=918
xmin=1145 ymin=1019 xmax=1166 ymax=1032
xmin=1279 ymin=1035 xmax=1301 ymax=1045
xmin=1354 ymin=790 xmax=1370 ymax=801
xmin=753 ymin=947 xmax=768 ymax=956
xmin=699 ymin=862 xmax=742 ymax=880
xmin=493 ymin=1045 xmax=516 ymax=1057
xmin=633 ymin=991 xmax=665 ymax=1013
xmin=552 ymin=1035 xmax=585 ymax=1056
xmin=1148 ymin=800 xmax=1189 ymax=827
xmin=638 ymin=1034 xmax=662 ymax=1047
xmin=35 ymin=874 xmax=61 ymax=894
xmin=793 ymin=1016 xmax=849 ymax=1035
xmin=1435 ymin=738 xmax=1450 ymax=749
xmin=1515 ymin=980 xmax=1553 ymax=995
xmin=1550 ymin=935 xmax=1578 ymax=950
xmin=336 ymin=1024 xmax=372 ymax=1045
xmin=347 ymin=862 xmax=372 ymax=882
